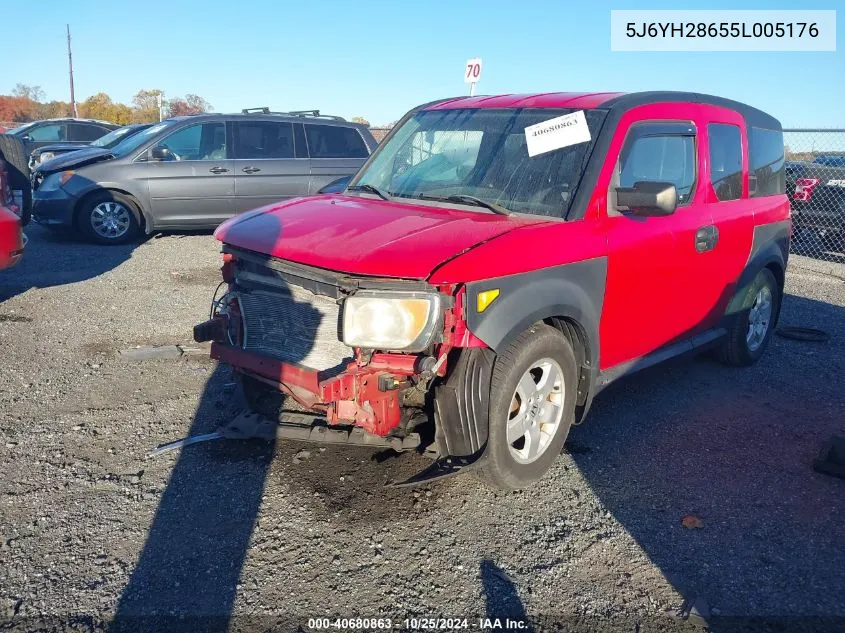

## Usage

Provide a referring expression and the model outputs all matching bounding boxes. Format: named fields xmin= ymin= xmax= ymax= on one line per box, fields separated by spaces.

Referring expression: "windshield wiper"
xmin=442 ymin=194 xmax=511 ymax=216
xmin=347 ymin=184 xmax=391 ymax=201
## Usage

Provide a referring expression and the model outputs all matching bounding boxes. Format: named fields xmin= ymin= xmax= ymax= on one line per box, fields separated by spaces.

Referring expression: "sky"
xmin=1 ymin=0 xmax=842 ymax=127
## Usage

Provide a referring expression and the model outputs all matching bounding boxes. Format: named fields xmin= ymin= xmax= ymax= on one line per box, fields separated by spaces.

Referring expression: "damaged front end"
xmin=193 ymin=246 xmax=493 ymax=481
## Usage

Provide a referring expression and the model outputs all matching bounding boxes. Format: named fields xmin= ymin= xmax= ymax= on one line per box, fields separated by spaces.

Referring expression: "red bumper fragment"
xmin=211 ymin=343 xmax=419 ymax=436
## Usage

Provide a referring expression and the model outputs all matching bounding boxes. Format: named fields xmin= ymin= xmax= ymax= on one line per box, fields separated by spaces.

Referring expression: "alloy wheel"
xmin=746 ymin=285 xmax=773 ymax=352
xmin=506 ymin=358 xmax=565 ymax=464
xmin=90 ymin=201 xmax=131 ymax=239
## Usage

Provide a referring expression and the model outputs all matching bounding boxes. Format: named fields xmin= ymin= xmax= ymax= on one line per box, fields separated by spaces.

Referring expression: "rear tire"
xmin=715 ymin=268 xmax=780 ymax=366
xmin=76 ymin=191 xmax=141 ymax=245
xmin=478 ymin=323 xmax=578 ymax=490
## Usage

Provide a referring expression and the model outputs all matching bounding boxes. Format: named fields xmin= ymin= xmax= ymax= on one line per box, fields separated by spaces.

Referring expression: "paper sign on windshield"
xmin=524 ymin=110 xmax=591 ymax=157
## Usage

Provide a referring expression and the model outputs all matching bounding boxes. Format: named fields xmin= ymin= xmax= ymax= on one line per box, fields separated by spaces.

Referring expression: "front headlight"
xmin=342 ymin=291 xmax=441 ymax=352
xmin=38 ymin=171 xmax=75 ymax=191
xmin=38 ymin=172 xmax=62 ymax=191
xmin=39 ymin=152 xmax=55 ymax=163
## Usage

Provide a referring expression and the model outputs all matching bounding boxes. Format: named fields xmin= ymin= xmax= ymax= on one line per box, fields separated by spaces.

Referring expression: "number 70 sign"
xmin=464 ymin=58 xmax=482 ymax=84
xmin=464 ymin=57 xmax=482 ymax=96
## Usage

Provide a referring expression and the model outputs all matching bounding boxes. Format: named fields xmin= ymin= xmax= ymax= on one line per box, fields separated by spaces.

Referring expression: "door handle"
xmin=241 ymin=166 xmax=261 ymax=174
xmin=695 ymin=225 xmax=719 ymax=252
xmin=209 ymin=166 xmax=229 ymax=174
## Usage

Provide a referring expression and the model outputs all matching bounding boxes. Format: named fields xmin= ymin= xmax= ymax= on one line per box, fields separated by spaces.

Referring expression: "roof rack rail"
xmin=240 ymin=107 xmax=346 ymax=121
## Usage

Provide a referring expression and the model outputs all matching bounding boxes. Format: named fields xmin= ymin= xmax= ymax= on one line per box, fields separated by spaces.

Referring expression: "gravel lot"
xmin=1 ymin=225 xmax=844 ymax=632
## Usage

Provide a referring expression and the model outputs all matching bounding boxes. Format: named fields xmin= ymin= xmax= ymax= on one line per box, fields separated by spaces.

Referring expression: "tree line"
xmin=0 ymin=84 xmax=212 ymax=125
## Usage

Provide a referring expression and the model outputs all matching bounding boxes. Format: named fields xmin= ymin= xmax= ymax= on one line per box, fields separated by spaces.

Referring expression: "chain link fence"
xmin=784 ymin=129 xmax=845 ymax=267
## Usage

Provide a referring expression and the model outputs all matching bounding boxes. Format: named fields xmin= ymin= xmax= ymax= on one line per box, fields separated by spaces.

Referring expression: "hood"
xmin=33 ymin=142 xmax=90 ymax=155
xmin=215 ymin=194 xmax=551 ymax=279
xmin=37 ymin=147 xmax=114 ymax=175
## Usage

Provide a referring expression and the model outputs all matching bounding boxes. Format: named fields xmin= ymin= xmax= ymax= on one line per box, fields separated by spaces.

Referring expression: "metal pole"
xmin=67 ymin=24 xmax=77 ymax=117
xmin=470 ymin=82 xmax=476 ymax=97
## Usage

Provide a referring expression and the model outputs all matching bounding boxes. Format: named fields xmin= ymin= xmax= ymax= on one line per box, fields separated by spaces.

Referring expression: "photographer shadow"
xmin=112 ymin=220 xmax=323 ymax=633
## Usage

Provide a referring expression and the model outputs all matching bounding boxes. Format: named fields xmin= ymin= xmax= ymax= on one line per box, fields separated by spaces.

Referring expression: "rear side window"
xmin=618 ymin=132 xmax=696 ymax=205
xmin=69 ymin=123 xmax=109 ymax=142
xmin=305 ymin=125 xmax=368 ymax=158
xmin=748 ymin=127 xmax=784 ymax=197
xmin=708 ymin=124 xmax=743 ymax=201
xmin=233 ymin=122 xmax=294 ymax=159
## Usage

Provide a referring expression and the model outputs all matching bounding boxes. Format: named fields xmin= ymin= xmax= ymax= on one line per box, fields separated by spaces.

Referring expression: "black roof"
xmin=603 ymin=91 xmax=782 ymax=131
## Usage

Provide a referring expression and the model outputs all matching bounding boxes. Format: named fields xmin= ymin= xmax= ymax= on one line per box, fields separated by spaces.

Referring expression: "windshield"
xmin=6 ymin=121 xmax=38 ymax=136
xmin=91 ymin=126 xmax=143 ymax=149
xmin=351 ymin=107 xmax=606 ymax=217
xmin=111 ymin=121 xmax=174 ymax=157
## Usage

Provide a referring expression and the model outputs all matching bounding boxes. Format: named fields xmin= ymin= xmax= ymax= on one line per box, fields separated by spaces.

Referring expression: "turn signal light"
xmin=476 ymin=289 xmax=500 ymax=313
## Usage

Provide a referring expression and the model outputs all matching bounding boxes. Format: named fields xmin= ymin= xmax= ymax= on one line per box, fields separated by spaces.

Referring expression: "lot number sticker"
xmin=525 ymin=110 xmax=591 ymax=157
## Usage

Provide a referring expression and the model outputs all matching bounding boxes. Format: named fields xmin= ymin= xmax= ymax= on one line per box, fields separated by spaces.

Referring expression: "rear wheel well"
xmin=74 ymin=188 xmax=148 ymax=233
xmin=766 ymin=261 xmax=785 ymax=291
xmin=765 ymin=261 xmax=786 ymax=324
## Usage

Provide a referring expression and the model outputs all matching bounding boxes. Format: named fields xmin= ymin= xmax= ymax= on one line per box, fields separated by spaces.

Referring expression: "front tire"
xmin=715 ymin=268 xmax=781 ymax=366
xmin=76 ymin=191 xmax=141 ymax=245
xmin=478 ymin=324 xmax=578 ymax=490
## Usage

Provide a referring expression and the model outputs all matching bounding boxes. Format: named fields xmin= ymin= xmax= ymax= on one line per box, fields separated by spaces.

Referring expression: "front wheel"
xmin=715 ymin=268 xmax=781 ymax=366
xmin=76 ymin=191 xmax=141 ymax=245
xmin=478 ymin=324 xmax=578 ymax=490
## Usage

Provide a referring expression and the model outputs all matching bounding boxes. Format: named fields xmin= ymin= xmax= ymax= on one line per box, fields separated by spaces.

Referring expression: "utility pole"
xmin=67 ymin=24 xmax=78 ymax=117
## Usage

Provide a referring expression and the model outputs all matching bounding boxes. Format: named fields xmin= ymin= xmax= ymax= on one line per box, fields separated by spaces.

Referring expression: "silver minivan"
xmin=32 ymin=111 xmax=377 ymax=244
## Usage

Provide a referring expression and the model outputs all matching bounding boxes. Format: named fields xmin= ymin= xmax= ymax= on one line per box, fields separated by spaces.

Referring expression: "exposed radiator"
xmin=237 ymin=285 xmax=352 ymax=373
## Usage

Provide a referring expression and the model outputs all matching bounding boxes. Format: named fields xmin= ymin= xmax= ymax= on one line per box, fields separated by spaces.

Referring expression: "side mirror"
xmin=150 ymin=145 xmax=171 ymax=161
xmin=20 ymin=134 xmax=31 ymax=142
xmin=615 ymin=181 xmax=677 ymax=217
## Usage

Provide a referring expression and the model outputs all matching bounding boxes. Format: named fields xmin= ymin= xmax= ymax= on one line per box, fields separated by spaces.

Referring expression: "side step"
xmin=149 ymin=411 xmax=420 ymax=457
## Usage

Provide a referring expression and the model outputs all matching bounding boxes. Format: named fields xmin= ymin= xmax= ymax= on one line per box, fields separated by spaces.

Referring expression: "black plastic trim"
xmin=725 ymin=220 xmax=790 ymax=316
xmin=596 ymin=327 xmax=727 ymax=391
xmin=433 ymin=347 xmax=496 ymax=457
xmin=464 ymin=257 xmax=607 ymax=369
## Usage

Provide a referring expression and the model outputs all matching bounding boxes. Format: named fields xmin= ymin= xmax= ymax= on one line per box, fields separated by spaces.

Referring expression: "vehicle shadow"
xmin=0 ymin=224 xmax=223 ymax=305
xmin=566 ymin=291 xmax=845 ymax=624
xmin=0 ymin=224 xmax=139 ymax=304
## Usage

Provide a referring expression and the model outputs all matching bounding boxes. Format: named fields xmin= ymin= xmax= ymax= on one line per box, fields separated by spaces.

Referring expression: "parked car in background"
xmin=196 ymin=91 xmax=790 ymax=489
xmin=32 ymin=110 xmax=377 ymax=244
xmin=31 ymin=124 xmax=153 ymax=190
xmin=788 ymin=154 xmax=845 ymax=247
xmin=5 ymin=118 xmax=119 ymax=160
xmin=0 ymin=134 xmax=31 ymax=226
xmin=0 ymin=153 xmax=25 ymax=270
xmin=29 ymin=123 xmax=152 ymax=172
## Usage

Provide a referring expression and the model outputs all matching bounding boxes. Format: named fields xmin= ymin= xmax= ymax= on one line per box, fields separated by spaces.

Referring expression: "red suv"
xmin=195 ymin=92 xmax=790 ymax=489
